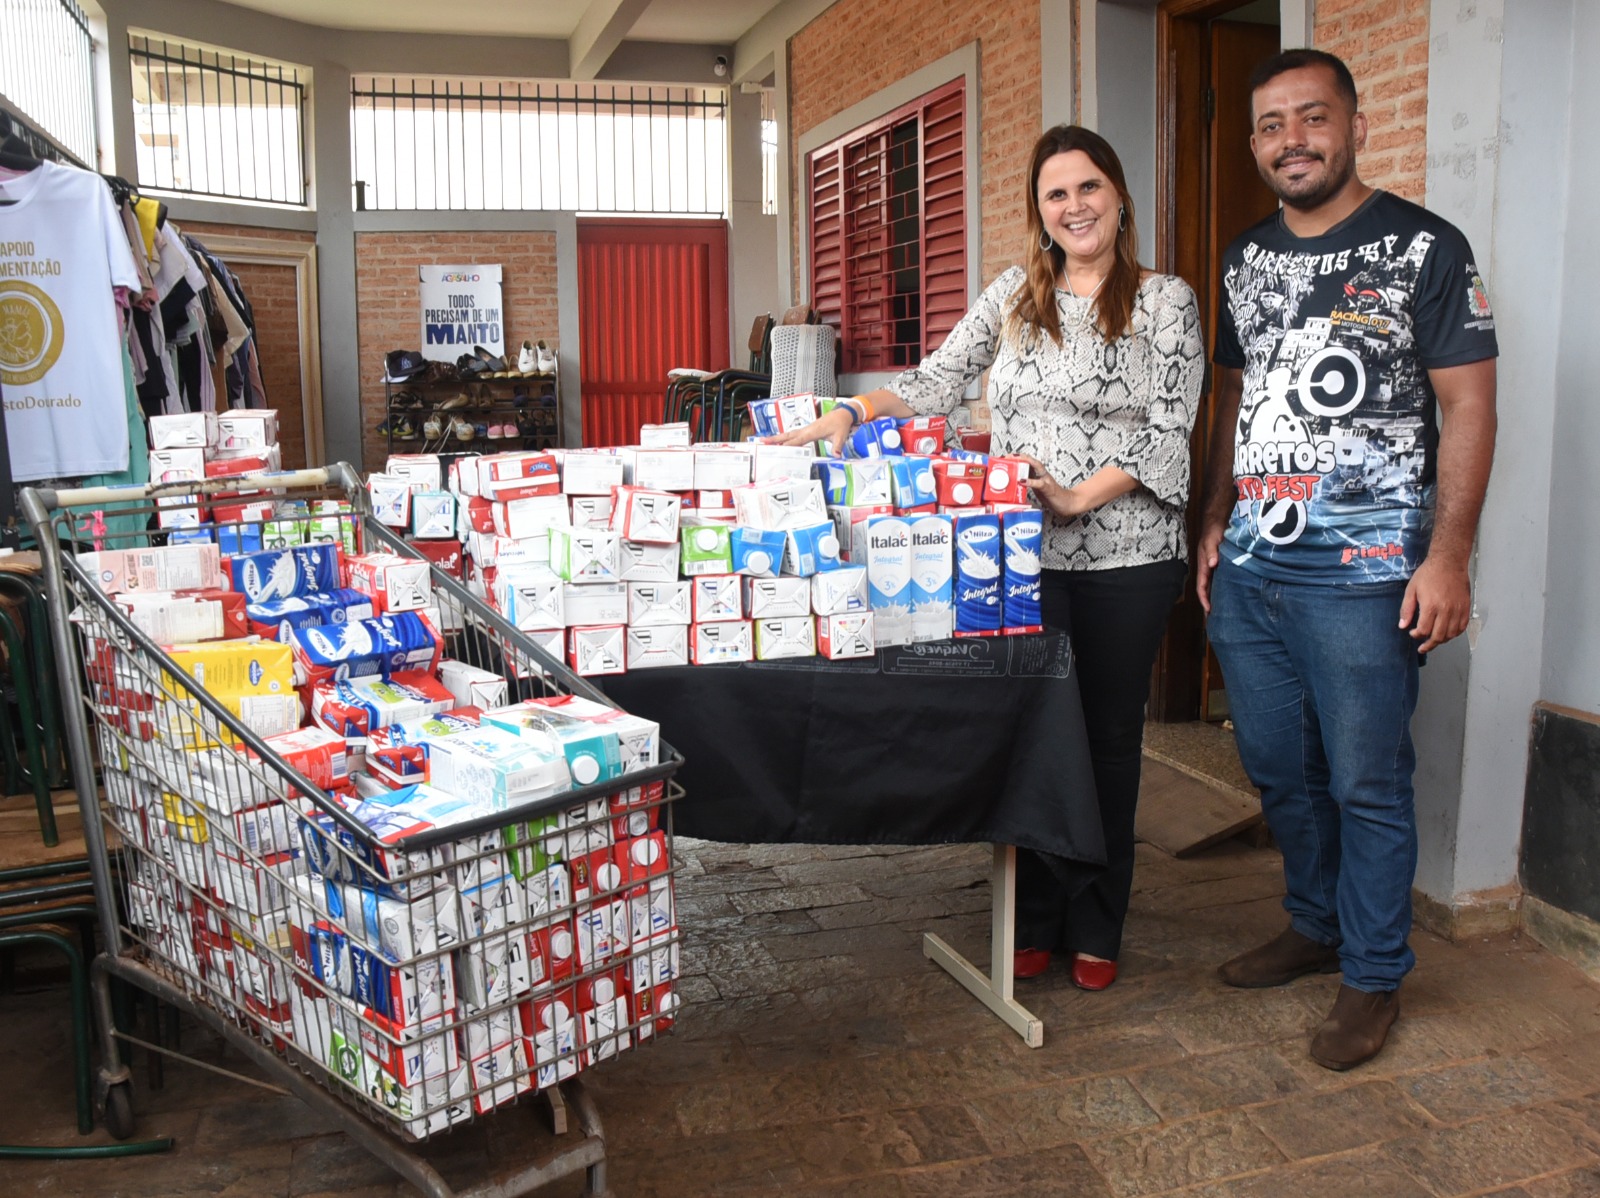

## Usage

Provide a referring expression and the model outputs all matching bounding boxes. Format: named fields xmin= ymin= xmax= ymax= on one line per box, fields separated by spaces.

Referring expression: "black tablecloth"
xmin=603 ymin=631 xmax=1104 ymax=888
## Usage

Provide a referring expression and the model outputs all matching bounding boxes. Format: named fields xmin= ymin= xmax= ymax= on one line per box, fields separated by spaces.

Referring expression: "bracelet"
xmin=856 ymin=394 xmax=876 ymax=422
xmin=841 ymin=397 xmax=865 ymax=427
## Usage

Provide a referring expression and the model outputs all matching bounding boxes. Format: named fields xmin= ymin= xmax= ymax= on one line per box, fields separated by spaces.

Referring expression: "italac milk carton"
xmin=954 ymin=513 xmax=1004 ymax=636
xmin=906 ymin=513 xmax=954 ymax=642
xmin=851 ymin=514 xmax=912 ymax=647
xmin=1001 ymin=509 xmax=1044 ymax=633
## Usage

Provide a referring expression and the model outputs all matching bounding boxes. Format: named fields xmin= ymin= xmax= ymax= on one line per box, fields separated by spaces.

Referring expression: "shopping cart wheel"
xmin=103 ymin=1082 xmax=136 ymax=1140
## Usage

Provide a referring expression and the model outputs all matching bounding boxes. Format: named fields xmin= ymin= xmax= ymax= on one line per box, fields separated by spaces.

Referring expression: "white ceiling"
xmin=215 ymin=0 xmax=784 ymax=44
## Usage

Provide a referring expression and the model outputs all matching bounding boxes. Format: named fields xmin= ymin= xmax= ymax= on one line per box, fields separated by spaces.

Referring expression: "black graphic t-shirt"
xmin=1214 ymin=190 xmax=1498 ymax=583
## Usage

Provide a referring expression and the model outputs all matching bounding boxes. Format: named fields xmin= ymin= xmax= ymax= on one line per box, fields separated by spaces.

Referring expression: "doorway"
xmin=1149 ymin=0 xmax=1281 ymax=723
xmin=576 ymin=219 xmax=729 ymax=447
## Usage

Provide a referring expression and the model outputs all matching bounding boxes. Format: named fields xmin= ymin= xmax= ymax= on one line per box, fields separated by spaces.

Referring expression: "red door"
xmin=577 ymin=219 xmax=730 ymax=447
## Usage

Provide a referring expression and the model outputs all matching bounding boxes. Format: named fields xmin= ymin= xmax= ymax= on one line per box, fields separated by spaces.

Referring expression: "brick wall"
xmin=177 ymin=222 xmax=315 ymax=469
xmin=1315 ymin=0 xmax=1430 ymax=202
xmin=787 ymin=0 xmax=1042 ymax=300
xmin=354 ymin=231 xmax=560 ymax=470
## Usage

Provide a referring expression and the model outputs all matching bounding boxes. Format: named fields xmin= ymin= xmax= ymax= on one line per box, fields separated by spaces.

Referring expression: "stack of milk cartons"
xmin=370 ymin=453 xmax=464 ymax=584
xmin=149 ymin=410 xmax=284 ymax=552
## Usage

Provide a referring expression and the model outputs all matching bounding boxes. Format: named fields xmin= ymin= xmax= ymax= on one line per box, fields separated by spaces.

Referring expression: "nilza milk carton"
xmin=1001 ymin=509 xmax=1044 ymax=633
xmin=954 ymin=513 xmax=1003 ymax=636
xmin=850 ymin=515 xmax=912 ymax=648
xmin=906 ymin=514 xmax=954 ymax=643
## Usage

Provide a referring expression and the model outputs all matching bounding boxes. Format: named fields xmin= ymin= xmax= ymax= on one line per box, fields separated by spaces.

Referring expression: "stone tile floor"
xmin=7 ymin=833 xmax=1600 ymax=1197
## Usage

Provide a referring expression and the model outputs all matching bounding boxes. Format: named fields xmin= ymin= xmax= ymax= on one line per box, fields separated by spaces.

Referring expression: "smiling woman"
xmin=770 ymin=124 xmax=1205 ymax=991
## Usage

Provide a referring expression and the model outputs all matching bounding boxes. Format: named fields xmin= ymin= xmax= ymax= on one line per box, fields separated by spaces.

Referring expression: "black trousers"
xmin=1017 ymin=558 xmax=1186 ymax=960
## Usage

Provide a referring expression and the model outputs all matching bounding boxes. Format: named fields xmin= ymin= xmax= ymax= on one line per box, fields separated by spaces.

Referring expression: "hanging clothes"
xmin=0 ymin=160 xmax=142 ymax=481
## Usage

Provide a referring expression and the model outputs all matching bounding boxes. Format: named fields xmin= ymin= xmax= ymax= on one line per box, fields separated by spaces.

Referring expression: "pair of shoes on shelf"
xmin=377 ymin=415 xmax=416 ymax=439
xmin=391 ymin=389 xmax=425 ymax=410
xmin=485 ymin=422 xmax=519 ymax=439
xmin=517 ymin=339 xmax=556 ymax=374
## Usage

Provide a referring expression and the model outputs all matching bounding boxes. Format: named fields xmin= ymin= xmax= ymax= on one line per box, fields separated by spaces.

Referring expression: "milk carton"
xmin=679 ymin=525 xmax=733 ymax=576
xmin=548 ymin=527 xmax=622 ymax=584
xmin=689 ymin=620 xmax=753 ymax=664
xmin=750 ymin=443 xmax=817 ymax=484
xmin=818 ymin=612 xmax=875 ymax=659
xmin=639 ymin=422 xmax=692 ymax=448
xmin=850 ymin=515 xmax=912 ymax=647
xmin=781 ymin=523 xmax=841 ymax=577
xmin=846 ymin=417 xmax=904 ymax=459
xmin=690 ymin=574 xmax=743 ymax=623
xmin=744 ymin=576 xmax=811 ymax=620
xmin=933 ymin=459 xmax=985 ymax=508
xmin=907 ymin=514 xmax=954 ymax=643
xmin=897 ymin=415 xmax=947 ymax=455
xmin=984 ymin=457 xmax=1033 ymax=506
xmin=617 ymin=539 xmax=679 ymax=583
xmin=625 ymin=624 xmax=689 ymax=669
xmin=1001 ymin=509 xmax=1044 ymax=633
xmin=729 ymin=526 xmax=785 ymax=577
xmin=609 ymin=487 xmax=682 ymax=544
xmin=954 ymin=513 xmax=1003 ymax=636
xmin=888 ymin=457 xmax=939 ymax=512
xmin=411 ymin=491 xmax=456 ymax=539
xmin=567 ymin=494 xmax=613 ymax=529
xmin=694 ymin=445 xmax=752 ymax=489
xmin=754 ymin=616 xmax=816 ymax=660
xmin=810 ymin=564 xmax=869 ymax=616
xmin=626 ymin=581 xmax=692 ymax=627
xmin=567 ymin=625 xmax=627 ymax=676
xmin=561 ymin=582 xmax=627 ymax=627
xmin=494 ymin=568 xmax=565 ymax=631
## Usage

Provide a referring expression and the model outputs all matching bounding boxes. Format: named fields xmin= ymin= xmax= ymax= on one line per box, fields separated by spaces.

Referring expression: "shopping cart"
xmin=23 ymin=464 xmax=685 ymax=1198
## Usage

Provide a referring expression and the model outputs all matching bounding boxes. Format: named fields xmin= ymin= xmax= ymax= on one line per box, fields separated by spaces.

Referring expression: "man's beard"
xmin=1262 ymin=143 xmax=1355 ymax=210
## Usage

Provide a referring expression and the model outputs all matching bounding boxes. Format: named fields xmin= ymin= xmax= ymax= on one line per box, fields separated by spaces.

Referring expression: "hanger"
xmin=0 ymin=134 xmax=39 ymax=170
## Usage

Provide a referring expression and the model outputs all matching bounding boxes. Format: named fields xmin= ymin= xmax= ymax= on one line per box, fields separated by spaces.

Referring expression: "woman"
xmin=774 ymin=126 xmax=1203 ymax=990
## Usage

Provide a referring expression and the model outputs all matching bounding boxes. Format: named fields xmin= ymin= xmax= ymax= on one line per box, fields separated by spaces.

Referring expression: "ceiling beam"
xmin=569 ymin=0 xmax=653 ymax=80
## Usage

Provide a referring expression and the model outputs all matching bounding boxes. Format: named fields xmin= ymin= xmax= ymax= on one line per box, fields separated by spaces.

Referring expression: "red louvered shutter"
xmin=808 ymin=78 xmax=967 ymax=375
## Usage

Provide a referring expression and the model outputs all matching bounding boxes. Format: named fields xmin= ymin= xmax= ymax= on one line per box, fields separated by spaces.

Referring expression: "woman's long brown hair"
xmin=1005 ymin=125 xmax=1143 ymax=347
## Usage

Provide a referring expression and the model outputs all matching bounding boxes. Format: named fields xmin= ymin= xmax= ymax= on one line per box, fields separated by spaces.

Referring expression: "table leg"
xmin=922 ymin=844 xmax=1044 ymax=1048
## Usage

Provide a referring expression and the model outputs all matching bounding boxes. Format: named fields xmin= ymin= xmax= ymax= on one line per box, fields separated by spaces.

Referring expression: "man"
xmin=1196 ymin=49 xmax=1498 ymax=1070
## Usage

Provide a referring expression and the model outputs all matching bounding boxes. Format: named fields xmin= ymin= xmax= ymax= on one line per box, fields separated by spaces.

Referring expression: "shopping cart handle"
xmin=27 ymin=464 xmax=364 ymax=512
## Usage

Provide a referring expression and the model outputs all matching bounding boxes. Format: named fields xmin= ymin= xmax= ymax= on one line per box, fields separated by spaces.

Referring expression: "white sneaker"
xmin=535 ymin=340 xmax=556 ymax=373
xmin=517 ymin=340 xmax=536 ymax=374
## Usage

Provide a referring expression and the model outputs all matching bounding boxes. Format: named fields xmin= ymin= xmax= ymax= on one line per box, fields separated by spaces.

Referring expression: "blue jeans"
xmin=1206 ymin=556 xmax=1420 ymax=992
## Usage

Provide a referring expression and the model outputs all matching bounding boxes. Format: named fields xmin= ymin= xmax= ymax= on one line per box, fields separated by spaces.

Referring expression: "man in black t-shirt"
xmin=1195 ymin=50 xmax=1498 ymax=1071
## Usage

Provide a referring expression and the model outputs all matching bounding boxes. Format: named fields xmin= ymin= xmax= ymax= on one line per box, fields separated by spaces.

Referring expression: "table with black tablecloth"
xmin=603 ymin=630 xmax=1103 ymax=1045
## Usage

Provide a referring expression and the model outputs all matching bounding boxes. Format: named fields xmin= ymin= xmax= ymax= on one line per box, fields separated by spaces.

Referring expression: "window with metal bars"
xmin=808 ymin=79 xmax=966 ymax=374
xmin=350 ymin=77 xmax=728 ymax=216
xmin=0 ymin=0 xmax=97 ymax=166
xmin=128 ymin=32 xmax=309 ymax=206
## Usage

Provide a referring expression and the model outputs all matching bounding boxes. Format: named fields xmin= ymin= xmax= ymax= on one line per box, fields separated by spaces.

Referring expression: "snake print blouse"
xmin=889 ymin=266 xmax=1205 ymax=571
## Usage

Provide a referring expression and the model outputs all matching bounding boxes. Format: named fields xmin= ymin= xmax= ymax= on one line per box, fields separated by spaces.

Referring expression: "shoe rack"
xmin=381 ymin=367 xmax=561 ymax=457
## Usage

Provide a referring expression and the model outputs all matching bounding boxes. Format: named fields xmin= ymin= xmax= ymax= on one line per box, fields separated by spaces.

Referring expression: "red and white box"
xmin=626 ymin=581 xmax=691 ymax=627
xmin=567 ymin=625 xmax=626 ymax=676
xmin=690 ymin=620 xmax=752 ymax=665
xmin=609 ymin=487 xmax=682 ymax=545
xmin=526 ymin=920 xmax=577 ymax=986
xmin=625 ymin=625 xmax=689 ymax=670
xmin=754 ymin=615 xmax=816 ymax=660
xmin=255 ymin=724 xmax=349 ymax=795
xmin=899 ymin=415 xmax=947 ymax=455
xmin=742 ymin=575 xmax=810 ymax=620
xmin=690 ymin=574 xmax=743 ymax=623
xmin=150 ymin=412 xmax=218 ymax=451
xmin=114 ymin=592 xmax=230 ymax=644
xmin=461 ymin=496 xmax=495 ymax=535
xmin=205 ymin=452 xmax=276 ymax=481
xmin=733 ymin=478 xmax=829 ymax=531
xmin=523 ymin=988 xmax=579 ymax=1087
xmin=983 ymin=457 xmax=1032 ymax=506
xmin=933 ymin=459 xmax=985 ymax=507
xmin=477 ymin=451 xmax=560 ymax=501
xmin=819 ymin=611 xmax=875 ymax=659
xmin=492 ymin=494 xmax=568 ymax=541
xmin=405 ymin=536 xmax=462 ymax=579
xmin=216 ymin=410 xmax=278 ymax=452
xmin=622 ymin=448 xmax=696 ymax=492
xmin=630 ymin=983 xmax=677 ymax=1040
xmin=348 ymin=553 xmax=432 ymax=613
xmin=559 ymin=452 xmax=625 ymax=496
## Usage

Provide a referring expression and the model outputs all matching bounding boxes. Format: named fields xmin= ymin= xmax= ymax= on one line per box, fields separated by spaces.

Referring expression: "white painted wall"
xmin=1095 ymin=0 xmax=1157 ymax=265
xmin=727 ymin=84 xmax=781 ymax=365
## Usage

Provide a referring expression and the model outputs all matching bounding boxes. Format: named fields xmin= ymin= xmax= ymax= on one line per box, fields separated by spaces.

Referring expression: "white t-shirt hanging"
xmin=0 ymin=161 xmax=142 ymax=481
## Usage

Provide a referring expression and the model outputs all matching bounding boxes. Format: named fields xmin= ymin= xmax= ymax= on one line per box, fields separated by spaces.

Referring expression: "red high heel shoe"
xmin=1013 ymin=948 xmax=1052 ymax=979
xmin=1070 ymin=955 xmax=1118 ymax=991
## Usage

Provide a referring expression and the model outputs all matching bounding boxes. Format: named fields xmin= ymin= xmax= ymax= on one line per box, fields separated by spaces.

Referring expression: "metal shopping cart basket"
xmin=22 ymin=464 xmax=684 ymax=1198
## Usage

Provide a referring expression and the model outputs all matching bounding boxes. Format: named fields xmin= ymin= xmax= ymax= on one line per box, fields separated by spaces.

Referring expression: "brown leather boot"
xmin=1310 ymin=983 xmax=1400 ymax=1070
xmin=1218 ymin=926 xmax=1341 ymax=988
